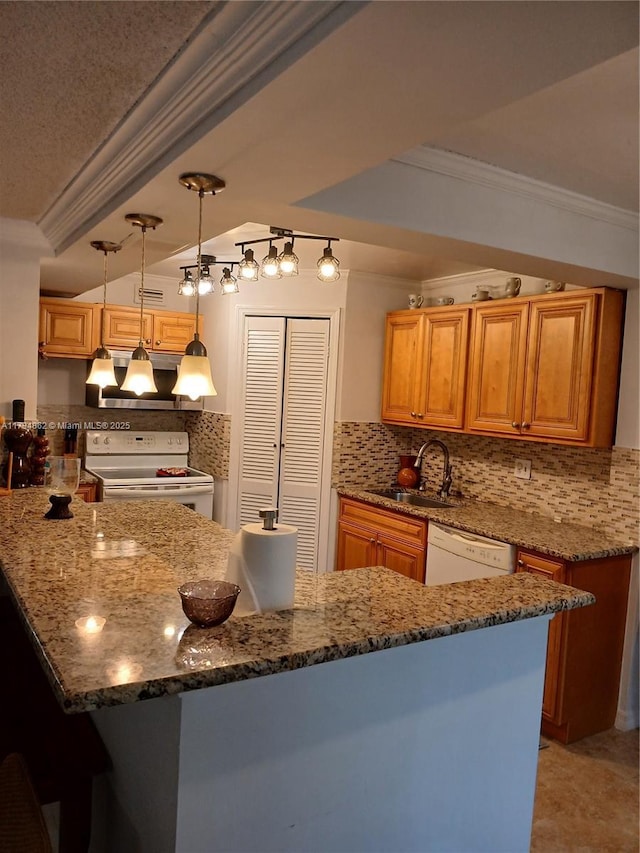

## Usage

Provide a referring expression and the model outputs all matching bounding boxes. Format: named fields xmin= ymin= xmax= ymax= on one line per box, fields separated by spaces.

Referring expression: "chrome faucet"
xmin=414 ymin=439 xmax=453 ymax=499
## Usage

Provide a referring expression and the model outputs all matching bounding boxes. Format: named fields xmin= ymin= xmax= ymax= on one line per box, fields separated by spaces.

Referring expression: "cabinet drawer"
xmin=339 ymin=498 xmax=427 ymax=547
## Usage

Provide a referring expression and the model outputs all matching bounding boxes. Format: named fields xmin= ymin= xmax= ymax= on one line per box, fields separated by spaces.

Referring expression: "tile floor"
xmin=531 ymin=727 xmax=639 ymax=852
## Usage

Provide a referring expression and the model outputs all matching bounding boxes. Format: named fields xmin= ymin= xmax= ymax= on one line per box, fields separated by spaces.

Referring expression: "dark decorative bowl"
xmin=178 ymin=579 xmax=241 ymax=628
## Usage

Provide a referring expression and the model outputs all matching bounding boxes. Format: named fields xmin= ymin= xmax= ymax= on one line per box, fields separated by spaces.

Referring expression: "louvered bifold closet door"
xmin=278 ymin=319 xmax=330 ymax=571
xmin=237 ymin=317 xmax=286 ymax=528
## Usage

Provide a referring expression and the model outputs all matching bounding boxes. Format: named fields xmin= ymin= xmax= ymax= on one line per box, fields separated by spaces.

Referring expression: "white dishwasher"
xmin=425 ymin=522 xmax=515 ymax=585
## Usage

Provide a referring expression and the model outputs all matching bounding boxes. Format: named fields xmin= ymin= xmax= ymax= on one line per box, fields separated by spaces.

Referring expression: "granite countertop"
xmin=0 ymin=490 xmax=593 ymax=714
xmin=80 ymin=469 xmax=98 ymax=485
xmin=337 ymin=487 xmax=636 ymax=562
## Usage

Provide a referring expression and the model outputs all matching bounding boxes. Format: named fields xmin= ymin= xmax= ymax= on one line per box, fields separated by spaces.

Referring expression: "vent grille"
xmin=134 ymin=285 xmax=165 ymax=307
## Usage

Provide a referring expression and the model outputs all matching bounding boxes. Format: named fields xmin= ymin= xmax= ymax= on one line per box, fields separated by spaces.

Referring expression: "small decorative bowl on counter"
xmin=178 ymin=579 xmax=241 ymax=628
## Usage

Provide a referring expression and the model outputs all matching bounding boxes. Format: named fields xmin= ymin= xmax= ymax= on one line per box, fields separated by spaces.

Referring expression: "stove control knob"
xmin=104 ymin=437 xmax=110 ymax=445
xmin=168 ymin=438 xmax=173 ymax=445
xmin=177 ymin=438 xmax=183 ymax=445
xmin=92 ymin=437 xmax=99 ymax=445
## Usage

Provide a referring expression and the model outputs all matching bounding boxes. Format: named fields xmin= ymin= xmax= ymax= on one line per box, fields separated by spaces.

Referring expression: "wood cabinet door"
xmin=152 ymin=312 xmax=198 ymax=353
xmin=336 ymin=521 xmax=376 ymax=571
xmin=381 ymin=313 xmax=424 ymax=425
xmin=420 ymin=308 xmax=470 ymax=429
xmin=39 ymin=300 xmax=96 ymax=357
xmin=516 ymin=550 xmax=566 ymax=724
xmin=102 ymin=306 xmax=153 ymax=350
xmin=523 ymin=294 xmax=596 ymax=442
xmin=377 ymin=535 xmax=425 ymax=583
xmin=466 ymin=302 xmax=529 ymax=435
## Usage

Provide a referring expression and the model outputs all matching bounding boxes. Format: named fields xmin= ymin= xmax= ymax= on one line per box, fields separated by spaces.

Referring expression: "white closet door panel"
xmin=278 ymin=319 xmax=330 ymax=571
xmin=237 ymin=318 xmax=285 ymax=528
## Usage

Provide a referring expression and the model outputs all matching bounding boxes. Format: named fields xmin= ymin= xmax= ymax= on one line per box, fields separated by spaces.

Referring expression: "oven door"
xmin=102 ymin=483 xmax=213 ymax=517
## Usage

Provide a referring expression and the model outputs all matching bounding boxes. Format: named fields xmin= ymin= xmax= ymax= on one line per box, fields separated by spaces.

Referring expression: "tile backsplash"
xmin=185 ymin=411 xmax=231 ymax=479
xmin=333 ymin=422 xmax=639 ymax=546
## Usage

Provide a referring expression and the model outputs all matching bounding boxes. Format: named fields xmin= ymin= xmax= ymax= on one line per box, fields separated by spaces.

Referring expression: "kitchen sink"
xmin=367 ymin=489 xmax=456 ymax=509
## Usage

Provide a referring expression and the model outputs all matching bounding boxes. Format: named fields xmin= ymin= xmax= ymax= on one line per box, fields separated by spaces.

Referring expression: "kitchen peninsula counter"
xmin=0 ymin=489 xmax=592 ymax=715
xmin=338 ymin=486 xmax=637 ymax=561
xmin=0 ymin=489 xmax=594 ymax=853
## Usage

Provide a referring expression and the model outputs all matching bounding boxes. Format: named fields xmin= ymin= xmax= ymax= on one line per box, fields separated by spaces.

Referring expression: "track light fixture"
xmin=86 ymin=240 xmax=122 ymax=389
xmin=178 ymin=227 xmax=341 ymax=296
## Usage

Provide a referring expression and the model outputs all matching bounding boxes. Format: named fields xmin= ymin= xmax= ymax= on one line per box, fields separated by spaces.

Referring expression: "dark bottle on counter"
xmin=2 ymin=425 xmax=32 ymax=488
xmin=30 ymin=427 xmax=49 ymax=486
xmin=12 ymin=399 xmax=25 ymax=423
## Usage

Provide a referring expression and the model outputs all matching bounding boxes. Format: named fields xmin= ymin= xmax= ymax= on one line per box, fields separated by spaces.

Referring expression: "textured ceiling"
xmin=0 ymin=0 xmax=216 ymax=221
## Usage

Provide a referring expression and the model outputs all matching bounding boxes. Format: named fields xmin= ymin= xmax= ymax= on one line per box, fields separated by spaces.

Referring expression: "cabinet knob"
xmin=522 ymin=422 xmax=530 ymax=430
xmin=155 ymin=340 xmax=161 ymax=346
xmin=511 ymin=422 xmax=521 ymax=429
xmin=417 ymin=413 xmax=424 ymax=419
xmin=517 ymin=559 xmax=525 ymax=567
xmin=410 ymin=411 xmax=417 ymax=418
xmin=369 ymin=537 xmax=376 ymax=544
xmin=145 ymin=338 xmax=151 ymax=345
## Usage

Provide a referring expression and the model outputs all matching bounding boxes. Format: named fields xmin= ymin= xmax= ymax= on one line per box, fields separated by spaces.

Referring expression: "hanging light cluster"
xmin=87 ymin=173 xmax=223 ymax=402
xmin=177 ymin=227 xmax=340 ymax=296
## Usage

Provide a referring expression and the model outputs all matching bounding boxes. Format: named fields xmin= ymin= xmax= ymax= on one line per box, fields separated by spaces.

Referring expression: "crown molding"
xmin=422 ymin=268 xmax=499 ymax=288
xmin=39 ymin=1 xmax=364 ymax=254
xmin=395 ymin=146 xmax=639 ymax=232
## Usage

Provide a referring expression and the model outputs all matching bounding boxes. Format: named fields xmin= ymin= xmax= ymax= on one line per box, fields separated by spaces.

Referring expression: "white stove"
xmin=85 ymin=431 xmax=214 ymax=518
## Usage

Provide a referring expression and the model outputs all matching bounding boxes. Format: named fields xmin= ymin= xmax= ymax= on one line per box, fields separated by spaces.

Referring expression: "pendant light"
xmin=172 ymin=172 xmax=224 ymax=401
xmin=86 ymin=240 xmax=121 ymax=388
xmin=121 ymin=213 xmax=163 ymax=395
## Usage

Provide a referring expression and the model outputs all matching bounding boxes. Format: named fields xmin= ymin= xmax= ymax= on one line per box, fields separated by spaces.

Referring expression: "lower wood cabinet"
xmin=336 ymin=497 xmax=426 ymax=583
xmin=76 ymin=482 xmax=98 ymax=503
xmin=516 ymin=548 xmax=631 ymax=743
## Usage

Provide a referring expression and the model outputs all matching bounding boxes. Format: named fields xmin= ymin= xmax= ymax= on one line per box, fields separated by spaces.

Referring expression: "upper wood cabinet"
xmin=102 ymin=305 xmax=154 ymax=350
xmin=39 ymin=298 xmax=203 ymax=359
xmin=39 ymin=299 xmax=98 ymax=358
xmin=466 ymin=289 xmax=624 ymax=446
xmin=381 ymin=307 xmax=470 ymax=430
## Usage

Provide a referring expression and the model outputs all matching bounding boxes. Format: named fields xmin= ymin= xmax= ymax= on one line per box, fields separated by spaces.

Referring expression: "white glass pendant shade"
xmin=121 ymin=353 xmax=157 ymax=396
xmin=172 ymin=355 xmax=217 ymax=400
xmin=261 ymin=245 xmax=281 ymax=278
xmin=277 ymin=241 xmax=299 ymax=276
xmin=86 ymin=351 xmax=118 ymax=389
xmin=220 ymin=268 xmax=239 ymax=295
xmin=238 ymin=248 xmax=259 ymax=281
xmin=317 ymin=246 xmax=340 ymax=281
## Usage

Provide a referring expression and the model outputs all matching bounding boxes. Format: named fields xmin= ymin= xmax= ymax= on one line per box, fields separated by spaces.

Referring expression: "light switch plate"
xmin=514 ymin=459 xmax=532 ymax=480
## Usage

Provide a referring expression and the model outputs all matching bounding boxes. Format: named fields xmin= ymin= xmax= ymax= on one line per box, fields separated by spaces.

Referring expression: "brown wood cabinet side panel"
xmin=588 ymin=289 xmax=625 ymax=448
xmin=561 ymin=555 xmax=632 ymax=742
xmin=466 ymin=303 xmax=529 ymax=435
xmin=422 ymin=309 xmax=469 ymax=429
xmin=523 ymin=295 xmax=596 ymax=441
xmin=516 ymin=550 xmax=566 ymax=724
xmin=339 ymin=498 xmax=427 ymax=547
